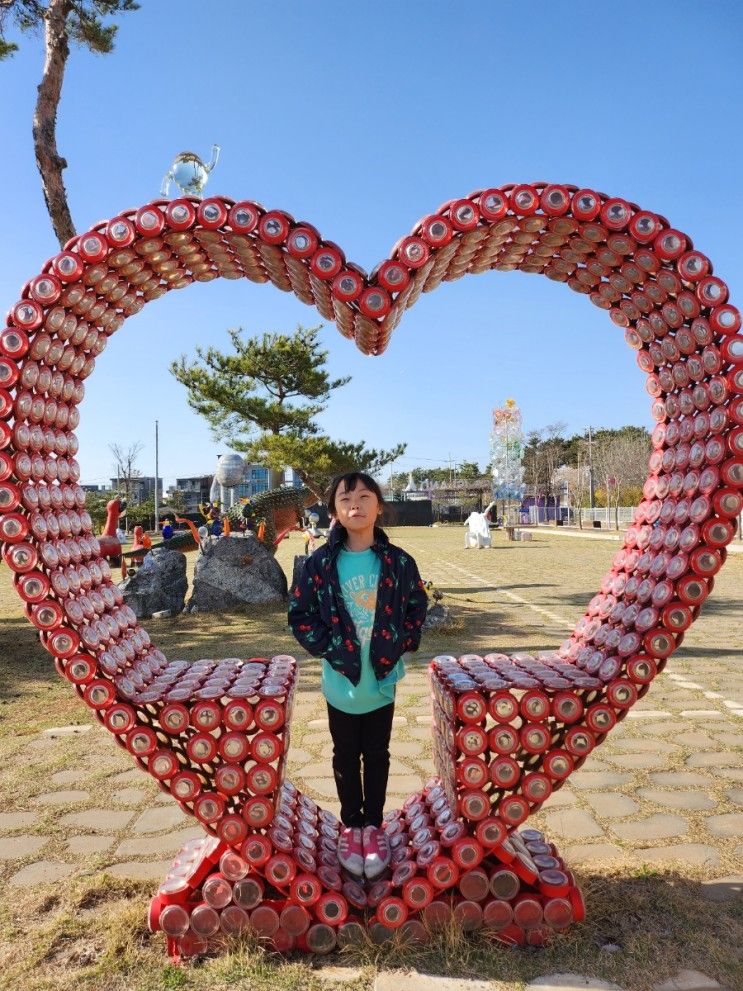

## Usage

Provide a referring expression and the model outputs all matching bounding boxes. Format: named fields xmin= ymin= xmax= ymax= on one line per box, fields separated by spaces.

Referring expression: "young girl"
xmin=288 ymin=471 xmax=427 ymax=880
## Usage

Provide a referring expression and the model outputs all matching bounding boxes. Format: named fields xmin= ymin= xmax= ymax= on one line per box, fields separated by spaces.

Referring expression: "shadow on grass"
xmin=0 ymin=614 xmax=58 ymax=703
xmin=437 ymin=582 xmax=559 ymax=595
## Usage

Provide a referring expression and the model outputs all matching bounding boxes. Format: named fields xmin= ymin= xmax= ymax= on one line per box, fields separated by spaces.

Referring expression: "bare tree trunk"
xmin=33 ymin=0 xmax=76 ymax=248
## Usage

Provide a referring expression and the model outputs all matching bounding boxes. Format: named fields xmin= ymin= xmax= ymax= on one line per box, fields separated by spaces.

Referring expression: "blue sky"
xmin=1 ymin=1 xmax=741 ymax=489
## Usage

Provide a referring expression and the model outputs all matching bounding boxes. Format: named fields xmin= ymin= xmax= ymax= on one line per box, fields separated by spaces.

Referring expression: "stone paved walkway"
xmin=2 ymin=656 xmax=741 ymax=890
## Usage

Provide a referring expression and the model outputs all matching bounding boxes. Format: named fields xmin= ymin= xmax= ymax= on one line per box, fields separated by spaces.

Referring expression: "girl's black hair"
xmin=326 ymin=471 xmax=387 ymax=540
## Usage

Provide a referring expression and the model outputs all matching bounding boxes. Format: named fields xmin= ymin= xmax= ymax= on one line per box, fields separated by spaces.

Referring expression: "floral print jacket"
xmin=288 ymin=526 xmax=428 ymax=686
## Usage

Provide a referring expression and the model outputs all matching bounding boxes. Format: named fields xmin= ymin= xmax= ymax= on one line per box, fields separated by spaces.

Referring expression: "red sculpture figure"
xmin=98 ymin=496 xmax=126 ymax=561
xmin=0 ymin=185 xmax=740 ymax=960
xmin=130 ymin=524 xmax=152 ymax=563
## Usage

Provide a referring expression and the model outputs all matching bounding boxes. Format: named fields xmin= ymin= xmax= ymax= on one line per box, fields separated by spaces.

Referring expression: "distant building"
xmin=110 ymin=476 xmax=163 ymax=504
xmin=80 ymin=484 xmax=109 ymax=493
xmin=171 ymin=475 xmax=214 ymax=513
xmin=165 ymin=463 xmax=305 ymax=514
xmin=282 ymin=467 xmax=304 ymax=490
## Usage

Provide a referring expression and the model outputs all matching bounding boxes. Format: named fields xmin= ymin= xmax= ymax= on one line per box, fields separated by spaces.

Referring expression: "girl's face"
xmin=333 ymin=480 xmax=381 ymax=535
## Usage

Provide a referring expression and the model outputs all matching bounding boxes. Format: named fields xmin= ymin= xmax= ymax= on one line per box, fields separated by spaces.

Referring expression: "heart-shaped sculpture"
xmin=1 ymin=183 xmax=741 ymax=955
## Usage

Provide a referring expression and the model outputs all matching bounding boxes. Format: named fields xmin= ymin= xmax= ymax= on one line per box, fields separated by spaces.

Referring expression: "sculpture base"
xmin=149 ymin=826 xmax=584 ymax=960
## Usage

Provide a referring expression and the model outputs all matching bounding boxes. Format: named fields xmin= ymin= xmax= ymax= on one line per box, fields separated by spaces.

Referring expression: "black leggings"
xmin=326 ymin=701 xmax=394 ymax=828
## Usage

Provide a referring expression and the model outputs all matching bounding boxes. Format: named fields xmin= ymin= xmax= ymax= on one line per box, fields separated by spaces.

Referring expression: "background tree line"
xmin=388 ymin=424 xmax=651 ymax=528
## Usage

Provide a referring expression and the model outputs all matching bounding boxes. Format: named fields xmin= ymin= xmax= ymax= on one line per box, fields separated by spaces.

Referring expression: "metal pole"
xmin=154 ymin=420 xmax=159 ymax=535
xmin=588 ymin=426 xmax=595 ymax=517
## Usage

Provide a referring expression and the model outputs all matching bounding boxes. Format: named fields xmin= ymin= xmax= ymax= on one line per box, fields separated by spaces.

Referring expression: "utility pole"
xmin=587 ymin=425 xmax=595 ymax=512
xmin=154 ymin=420 xmax=159 ymax=535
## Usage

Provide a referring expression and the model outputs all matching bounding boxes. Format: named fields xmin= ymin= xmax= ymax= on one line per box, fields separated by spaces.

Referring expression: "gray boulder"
xmin=119 ymin=547 xmax=188 ymax=619
xmin=186 ymin=534 xmax=288 ymax=612
xmin=423 ymin=602 xmax=453 ymax=632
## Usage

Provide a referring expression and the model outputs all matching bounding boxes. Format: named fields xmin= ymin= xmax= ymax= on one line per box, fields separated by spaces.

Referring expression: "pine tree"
xmin=171 ymin=324 xmax=406 ymax=502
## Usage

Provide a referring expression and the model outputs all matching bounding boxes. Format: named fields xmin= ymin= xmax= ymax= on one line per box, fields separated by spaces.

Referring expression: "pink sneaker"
xmin=337 ymin=827 xmax=364 ymax=877
xmin=362 ymin=825 xmax=391 ymax=880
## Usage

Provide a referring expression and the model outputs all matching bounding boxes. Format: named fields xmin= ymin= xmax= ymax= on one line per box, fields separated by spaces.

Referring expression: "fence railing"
xmin=516 ymin=505 xmax=637 ymax=529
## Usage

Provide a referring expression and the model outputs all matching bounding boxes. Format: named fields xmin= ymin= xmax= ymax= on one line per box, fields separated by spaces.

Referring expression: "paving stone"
xmin=408 ymin=727 xmax=433 ymax=741
xmin=386 ymin=775 xmax=424 ymax=794
xmin=391 ymin=740 xmax=431 ymax=757
xmin=609 ymin=738 xmax=681 ymax=753
xmin=563 ymin=843 xmax=635 ymax=865
xmin=580 ymin=793 xmax=640 ymax=817
xmin=652 ymin=970 xmax=725 ymax=991
xmin=131 ymin=806 xmax=190 ymax=834
xmin=0 ymin=834 xmax=49 ymax=860
xmin=50 ymin=769 xmax=86 ymax=786
xmin=671 ymin=732 xmax=719 ymax=749
xmin=627 ymin=710 xmax=672 ymax=719
xmin=714 ymin=733 xmax=743 ymax=747
xmin=606 ymin=752 xmax=669 ymax=770
xmin=7 ymin=860 xmax=77 ymax=887
xmin=571 ymin=771 xmax=633 ymax=791
xmin=41 ymin=724 xmax=93 ymax=736
xmin=31 ymin=790 xmax=91 ymax=806
xmin=59 ymin=809 xmax=136 ymax=833
xmin=374 ymin=974 xmax=500 ymax=991
xmin=310 ymin=777 xmax=344 ymax=798
xmin=542 ymin=788 xmax=578 ymax=809
xmin=525 ymin=975 xmax=625 ymax=991
xmin=284 ymin=747 xmax=314 ymax=764
xmin=724 ymin=789 xmax=743 ymax=806
xmin=116 ymin=826 xmax=202 ymax=857
xmin=577 ymin=757 xmax=610 ymax=772
xmin=0 ymin=812 xmax=36 ymax=832
xmin=110 ymin=788 xmax=149 ymax=806
xmin=709 ymin=768 xmax=743 ymax=783
xmin=641 ymin=722 xmax=685 ymax=736
xmin=105 ymin=859 xmax=173 ymax=881
xmin=648 ymin=771 xmax=711 ymax=788
xmin=705 ymin=812 xmax=743 ymax=838
xmin=307 ymin=719 xmax=329 ymax=729
xmin=612 ymin=814 xmax=688 ymax=843
xmin=679 ymin=710 xmax=725 ymax=719
xmin=315 ymin=965 xmax=364 ymax=983
xmin=414 ymin=715 xmax=432 ymax=725
xmin=107 ymin=768 xmax=145 ymax=786
xmin=636 ymin=789 xmax=717 ymax=811
xmin=543 ymin=809 xmax=604 ymax=839
xmin=301 ymin=732 xmax=331 ymax=748
xmin=700 ymin=874 xmax=743 ymax=903
xmin=25 ymin=736 xmax=62 ymax=752
xmin=66 ymin=834 xmax=115 ymax=855
xmin=635 ymin=843 xmax=721 ymax=868
xmin=687 ymin=751 xmax=743 ymax=769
